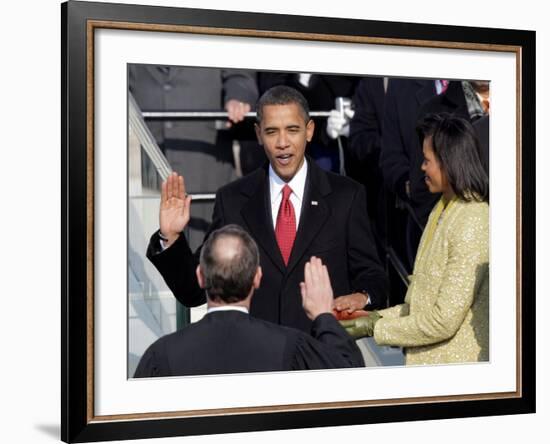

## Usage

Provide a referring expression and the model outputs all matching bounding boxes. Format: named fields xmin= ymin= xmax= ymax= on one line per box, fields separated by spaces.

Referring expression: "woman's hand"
xmin=339 ymin=311 xmax=382 ymax=339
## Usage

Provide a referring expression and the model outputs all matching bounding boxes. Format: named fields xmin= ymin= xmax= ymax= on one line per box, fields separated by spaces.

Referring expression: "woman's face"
xmin=421 ymin=136 xmax=452 ymax=198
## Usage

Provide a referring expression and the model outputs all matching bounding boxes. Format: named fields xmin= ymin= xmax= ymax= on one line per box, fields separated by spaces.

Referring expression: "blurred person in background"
xmin=129 ymin=65 xmax=258 ymax=249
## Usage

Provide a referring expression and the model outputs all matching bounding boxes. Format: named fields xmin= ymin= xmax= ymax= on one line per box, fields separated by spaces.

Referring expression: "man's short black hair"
xmin=256 ymin=85 xmax=310 ymax=124
xmin=417 ymin=112 xmax=489 ymax=202
xmin=199 ymin=224 xmax=260 ymax=304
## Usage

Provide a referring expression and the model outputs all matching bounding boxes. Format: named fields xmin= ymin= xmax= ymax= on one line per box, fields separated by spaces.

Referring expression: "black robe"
xmin=134 ymin=311 xmax=364 ymax=377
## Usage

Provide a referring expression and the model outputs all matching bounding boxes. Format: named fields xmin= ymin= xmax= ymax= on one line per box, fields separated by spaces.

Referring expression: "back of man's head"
xmin=199 ymin=224 xmax=260 ymax=303
xmin=256 ymin=85 xmax=310 ymax=124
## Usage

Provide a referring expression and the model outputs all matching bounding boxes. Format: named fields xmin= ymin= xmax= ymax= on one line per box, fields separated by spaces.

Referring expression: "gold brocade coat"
xmin=373 ymin=198 xmax=489 ymax=365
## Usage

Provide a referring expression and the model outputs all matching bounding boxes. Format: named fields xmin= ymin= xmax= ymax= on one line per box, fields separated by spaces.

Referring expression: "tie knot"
xmin=282 ymin=184 xmax=292 ymax=201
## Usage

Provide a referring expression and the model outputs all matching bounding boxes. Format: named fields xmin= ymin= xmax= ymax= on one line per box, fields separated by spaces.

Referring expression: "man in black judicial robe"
xmin=134 ymin=225 xmax=364 ymax=377
xmin=147 ymin=86 xmax=389 ymax=333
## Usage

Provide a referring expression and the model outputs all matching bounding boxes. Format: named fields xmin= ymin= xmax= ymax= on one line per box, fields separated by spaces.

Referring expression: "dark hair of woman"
xmin=417 ymin=112 xmax=489 ymax=202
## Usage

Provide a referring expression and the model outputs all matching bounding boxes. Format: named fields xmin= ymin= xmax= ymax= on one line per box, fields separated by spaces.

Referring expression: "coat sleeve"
xmin=146 ymin=192 xmax=227 ymax=307
xmin=347 ymin=184 xmax=389 ymax=309
xmin=373 ymin=205 xmax=489 ymax=347
xmin=349 ymin=78 xmax=383 ymax=164
xmin=221 ymin=69 xmax=259 ymax=107
xmin=377 ymin=303 xmax=409 ymax=319
xmin=291 ymin=313 xmax=365 ymax=369
xmin=379 ymin=82 xmax=410 ymax=201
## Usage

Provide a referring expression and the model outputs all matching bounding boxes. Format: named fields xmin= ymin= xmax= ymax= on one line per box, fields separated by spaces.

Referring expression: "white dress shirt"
xmin=435 ymin=79 xmax=447 ymax=95
xmin=207 ymin=305 xmax=249 ymax=314
xmin=268 ymin=158 xmax=308 ymax=230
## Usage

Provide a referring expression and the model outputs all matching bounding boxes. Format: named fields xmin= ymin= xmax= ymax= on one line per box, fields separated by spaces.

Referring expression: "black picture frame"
xmin=61 ymin=0 xmax=536 ymax=442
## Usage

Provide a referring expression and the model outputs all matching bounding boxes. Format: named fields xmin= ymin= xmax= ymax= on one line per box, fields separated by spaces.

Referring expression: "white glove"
xmin=326 ymin=108 xmax=354 ymax=139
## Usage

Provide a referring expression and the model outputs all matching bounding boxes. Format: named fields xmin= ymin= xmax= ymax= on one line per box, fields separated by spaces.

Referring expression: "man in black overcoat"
xmin=147 ymin=86 xmax=388 ymax=333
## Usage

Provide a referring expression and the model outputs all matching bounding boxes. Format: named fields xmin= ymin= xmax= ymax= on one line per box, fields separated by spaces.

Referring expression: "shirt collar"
xmin=268 ymin=158 xmax=308 ymax=205
xmin=207 ymin=305 xmax=249 ymax=314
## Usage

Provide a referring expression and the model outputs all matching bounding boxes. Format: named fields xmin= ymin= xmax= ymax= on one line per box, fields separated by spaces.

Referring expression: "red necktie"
xmin=440 ymin=79 xmax=449 ymax=94
xmin=275 ymin=185 xmax=296 ymax=266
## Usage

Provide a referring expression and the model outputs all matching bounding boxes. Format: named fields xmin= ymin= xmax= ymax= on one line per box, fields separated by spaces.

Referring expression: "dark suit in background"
xmin=134 ymin=311 xmax=363 ymax=377
xmin=348 ymin=77 xmax=386 ymax=258
xmin=380 ymin=79 xmax=436 ymax=203
xmin=147 ymin=159 xmax=389 ymax=333
xmin=379 ymin=79 xmax=437 ymax=269
xmin=473 ymin=114 xmax=490 ymax=175
xmin=129 ymin=65 xmax=258 ymax=249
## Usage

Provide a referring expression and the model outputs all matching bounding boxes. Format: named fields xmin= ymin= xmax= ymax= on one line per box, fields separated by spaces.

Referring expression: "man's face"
xmin=255 ymin=103 xmax=314 ymax=182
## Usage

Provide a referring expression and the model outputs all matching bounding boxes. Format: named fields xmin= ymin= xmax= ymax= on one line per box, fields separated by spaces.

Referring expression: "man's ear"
xmin=254 ymin=123 xmax=263 ymax=145
xmin=253 ymin=266 xmax=262 ymax=290
xmin=196 ymin=265 xmax=205 ymax=289
xmin=306 ymin=118 xmax=315 ymax=142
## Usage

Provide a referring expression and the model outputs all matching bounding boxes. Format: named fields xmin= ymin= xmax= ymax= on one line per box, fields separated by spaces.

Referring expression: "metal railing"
xmin=386 ymin=247 xmax=410 ymax=287
xmin=142 ymin=110 xmax=332 ymax=119
xmin=129 ymin=93 xmax=173 ymax=181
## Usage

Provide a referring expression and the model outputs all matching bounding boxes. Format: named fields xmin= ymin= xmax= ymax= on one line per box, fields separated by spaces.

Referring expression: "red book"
xmin=332 ymin=309 xmax=370 ymax=321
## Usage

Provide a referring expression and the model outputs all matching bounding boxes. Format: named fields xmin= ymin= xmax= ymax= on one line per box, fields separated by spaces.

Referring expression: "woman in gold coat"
xmin=342 ymin=113 xmax=489 ymax=365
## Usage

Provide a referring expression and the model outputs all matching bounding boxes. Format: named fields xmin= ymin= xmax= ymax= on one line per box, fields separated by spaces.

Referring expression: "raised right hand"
xmin=159 ymin=172 xmax=192 ymax=247
xmin=300 ymin=256 xmax=334 ymax=320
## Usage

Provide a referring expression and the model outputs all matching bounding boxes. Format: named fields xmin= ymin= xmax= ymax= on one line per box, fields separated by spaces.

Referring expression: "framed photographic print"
xmin=62 ymin=0 xmax=535 ymax=442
